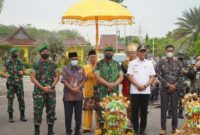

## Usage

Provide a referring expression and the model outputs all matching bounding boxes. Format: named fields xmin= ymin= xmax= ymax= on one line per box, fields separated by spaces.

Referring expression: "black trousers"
xmin=160 ymin=90 xmax=179 ymax=130
xmin=131 ymin=94 xmax=149 ymax=132
xmin=64 ymin=101 xmax=83 ymax=134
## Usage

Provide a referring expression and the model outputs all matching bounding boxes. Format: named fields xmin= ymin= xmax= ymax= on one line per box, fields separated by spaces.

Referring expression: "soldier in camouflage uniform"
xmin=194 ymin=56 xmax=200 ymax=95
xmin=185 ymin=56 xmax=200 ymax=95
xmin=94 ymin=46 xmax=124 ymax=127
xmin=177 ymin=53 xmax=189 ymax=119
xmin=30 ymin=44 xmax=59 ymax=135
xmin=2 ymin=47 xmax=27 ymax=123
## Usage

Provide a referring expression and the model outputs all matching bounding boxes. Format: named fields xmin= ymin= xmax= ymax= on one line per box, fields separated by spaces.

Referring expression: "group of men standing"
xmin=2 ymin=42 xmax=200 ymax=135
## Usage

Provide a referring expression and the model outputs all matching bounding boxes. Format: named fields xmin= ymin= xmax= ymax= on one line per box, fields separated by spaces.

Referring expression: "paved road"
xmin=0 ymin=78 xmax=185 ymax=135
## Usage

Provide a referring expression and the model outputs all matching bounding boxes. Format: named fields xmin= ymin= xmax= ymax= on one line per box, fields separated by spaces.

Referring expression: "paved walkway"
xmin=0 ymin=78 xmax=185 ymax=135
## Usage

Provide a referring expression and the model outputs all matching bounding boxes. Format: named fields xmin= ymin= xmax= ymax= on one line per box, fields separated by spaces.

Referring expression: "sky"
xmin=0 ymin=0 xmax=199 ymax=44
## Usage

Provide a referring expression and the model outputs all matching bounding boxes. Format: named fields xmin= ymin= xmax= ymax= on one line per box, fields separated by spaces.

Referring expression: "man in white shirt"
xmin=127 ymin=45 xmax=155 ymax=135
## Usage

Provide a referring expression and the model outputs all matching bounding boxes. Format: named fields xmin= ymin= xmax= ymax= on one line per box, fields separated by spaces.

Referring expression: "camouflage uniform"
xmin=178 ymin=59 xmax=189 ymax=115
xmin=5 ymin=58 xmax=25 ymax=113
xmin=186 ymin=66 xmax=200 ymax=95
xmin=31 ymin=59 xmax=58 ymax=125
xmin=95 ymin=58 xmax=122 ymax=124
xmin=194 ymin=70 xmax=200 ymax=95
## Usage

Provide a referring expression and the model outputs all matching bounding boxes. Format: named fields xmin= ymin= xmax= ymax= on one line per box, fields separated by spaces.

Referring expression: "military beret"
xmin=104 ymin=46 xmax=114 ymax=52
xmin=9 ymin=47 xmax=17 ymax=54
xmin=38 ymin=43 xmax=49 ymax=52
xmin=68 ymin=52 xmax=78 ymax=58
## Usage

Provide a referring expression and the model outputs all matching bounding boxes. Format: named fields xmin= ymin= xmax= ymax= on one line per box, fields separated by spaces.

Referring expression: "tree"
xmin=187 ymin=33 xmax=200 ymax=56
xmin=57 ymin=30 xmax=79 ymax=38
xmin=125 ymin=36 xmax=141 ymax=45
xmin=0 ymin=0 xmax=4 ymax=13
xmin=145 ymin=34 xmax=149 ymax=43
xmin=0 ymin=24 xmax=17 ymax=37
xmin=46 ymin=32 xmax=65 ymax=63
xmin=110 ymin=0 xmax=124 ymax=3
xmin=119 ymin=36 xmax=140 ymax=46
xmin=173 ymin=6 xmax=200 ymax=46
xmin=0 ymin=45 xmax=11 ymax=66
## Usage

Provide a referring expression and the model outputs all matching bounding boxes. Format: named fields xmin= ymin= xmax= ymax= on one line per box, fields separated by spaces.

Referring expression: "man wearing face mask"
xmin=2 ymin=47 xmax=27 ymax=123
xmin=61 ymin=52 xmax=85 ymax=135
xmin=167 ymin=53 xmax=188 ymax=120
xmin=156 ymin=45 xmax=182 ymax=135
xmin=30 ymin=44 xmax=59 ymax=135
xmin=94 ymin=46 xmax=124 ymax=128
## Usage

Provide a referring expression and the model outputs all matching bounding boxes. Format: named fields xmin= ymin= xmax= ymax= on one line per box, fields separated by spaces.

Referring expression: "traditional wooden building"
xmin=99 ymin=34 xmax=126 ymax=53
xmin=0 ymin=26 xmax=91 ymax=63
xmin=0 ymin=26 xmax=41 ymax=62
xmin=63 ymin=36 xmax=91 ymax=61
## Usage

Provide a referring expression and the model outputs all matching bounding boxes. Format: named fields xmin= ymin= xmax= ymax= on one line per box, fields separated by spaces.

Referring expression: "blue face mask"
xmin=71 ymin=60 xmax=78 ymax=66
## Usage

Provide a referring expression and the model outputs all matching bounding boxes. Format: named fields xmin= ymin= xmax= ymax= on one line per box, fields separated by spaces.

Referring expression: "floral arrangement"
xmin=94 ymin=94 xmax=134 ymax=135
xmin=175 ymin=93 xmax=200 ymax=135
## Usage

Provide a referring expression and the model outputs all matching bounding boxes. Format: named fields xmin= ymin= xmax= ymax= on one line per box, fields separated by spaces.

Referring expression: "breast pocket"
xmin=132 ymin=66 xmax=139 ymax=75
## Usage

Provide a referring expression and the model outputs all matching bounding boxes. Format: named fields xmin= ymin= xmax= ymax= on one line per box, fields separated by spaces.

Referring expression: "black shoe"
xmin=8 ymin=112 xmax=14 ymax=123
xmin=54 ymin=117 xmax=57 ymax=121
xmin=134 ymin=130 xmax=139 ymax=135
xmin=82 ymin=130 xmax=90 ymax=133
xmin=75 ymin=131 xmax=82 ymax=135
xmin=178 ymin=112 xmax=184 ymax=119
xmin=48 ymin=124 xmax=56 ymax=135
xmin=35 ymin=125 xmax=40 ymax=135
xmin=140 ymin=131 xmax=147 ymax=135
xmin=20 ymin=111 xmax=27 ymax=122
xmin=167 ymin=111 xmax=172 ymax=119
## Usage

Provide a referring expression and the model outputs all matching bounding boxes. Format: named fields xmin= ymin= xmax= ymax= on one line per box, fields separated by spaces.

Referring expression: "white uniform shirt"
xmin=127 ymin=58 xmax=156 ymax=94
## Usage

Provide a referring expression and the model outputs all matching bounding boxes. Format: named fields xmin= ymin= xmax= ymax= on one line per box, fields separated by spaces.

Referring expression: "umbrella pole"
xmin=95 ymin=18 xmax=99 ymax=60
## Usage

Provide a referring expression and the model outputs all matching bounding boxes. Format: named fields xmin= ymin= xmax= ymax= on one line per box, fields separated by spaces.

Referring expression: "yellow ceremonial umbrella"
xmin=61 ymin=0 xmax=134 ymax=56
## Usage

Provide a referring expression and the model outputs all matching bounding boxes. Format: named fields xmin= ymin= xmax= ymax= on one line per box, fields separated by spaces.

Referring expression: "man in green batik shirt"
xmin=2 ymin=47 xmax=27 ymax=123
xmin=30 ymin=44 xmax=59 ymax=135
xmin=94 ymin=46 xmax=124 ymax=127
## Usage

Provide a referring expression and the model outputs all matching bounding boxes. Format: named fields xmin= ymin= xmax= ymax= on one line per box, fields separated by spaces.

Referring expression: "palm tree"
xmin=173 ymin=6 xmax=200 ymax=46
xmin=0 ymin=0 xmax=4 ymax=13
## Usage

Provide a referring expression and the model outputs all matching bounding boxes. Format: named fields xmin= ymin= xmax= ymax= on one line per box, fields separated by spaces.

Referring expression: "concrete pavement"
xmin=0 ymin=78 xmax=185 ymax=135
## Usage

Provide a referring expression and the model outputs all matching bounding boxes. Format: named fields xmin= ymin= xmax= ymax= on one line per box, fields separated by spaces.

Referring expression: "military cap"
xmin=104 ymin=46 xmax=114 ymax=52
xmin=9 ymin=48 xmax=17 ymax=54
xmin=38 ymin=43 xmax=49 ymax=52
xmin=137 ymin=45 xmax=147 ymax=51
xmin=68 ymin=52 xmax=78 ymax=58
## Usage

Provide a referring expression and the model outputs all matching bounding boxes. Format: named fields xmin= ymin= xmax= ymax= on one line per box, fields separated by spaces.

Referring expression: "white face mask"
xmin=166 ymin=52 xmax=173 ymax=58
xmin=71 ymin=60 xmax=78 ymax=66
